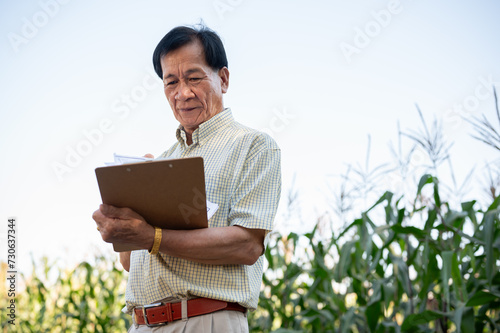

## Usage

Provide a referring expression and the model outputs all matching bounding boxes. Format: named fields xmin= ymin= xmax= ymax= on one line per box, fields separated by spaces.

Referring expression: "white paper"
xmin=104 ymin=153 xmax=153 ymax=166
xmin=206 ymin=200 xmax=219 ymax=220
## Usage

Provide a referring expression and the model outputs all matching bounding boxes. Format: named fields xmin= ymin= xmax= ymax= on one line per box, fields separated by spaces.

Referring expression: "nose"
xmin=175 ymin=81 xmax=195 ymax=101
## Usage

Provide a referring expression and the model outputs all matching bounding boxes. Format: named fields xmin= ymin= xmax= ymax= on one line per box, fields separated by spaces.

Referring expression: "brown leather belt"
xmin=134 ymin=298 xmax=247 ymax=326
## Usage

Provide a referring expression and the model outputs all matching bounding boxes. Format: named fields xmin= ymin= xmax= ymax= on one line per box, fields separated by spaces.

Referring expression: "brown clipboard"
xmin=95 ymin=157 xmax=208 ymax=252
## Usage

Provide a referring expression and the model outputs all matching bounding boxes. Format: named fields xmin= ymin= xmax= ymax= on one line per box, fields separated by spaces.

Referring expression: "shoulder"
xmin=225 ymin=121 xmax=280 ymax=154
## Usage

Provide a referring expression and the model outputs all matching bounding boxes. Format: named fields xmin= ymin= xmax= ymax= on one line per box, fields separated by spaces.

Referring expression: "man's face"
xmin=160 ymin=41 xmax=229 ymax=134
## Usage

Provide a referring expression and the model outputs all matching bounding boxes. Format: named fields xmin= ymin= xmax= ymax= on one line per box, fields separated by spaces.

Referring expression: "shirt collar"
xmin=175 ymin=108 xmax=234 ymax=147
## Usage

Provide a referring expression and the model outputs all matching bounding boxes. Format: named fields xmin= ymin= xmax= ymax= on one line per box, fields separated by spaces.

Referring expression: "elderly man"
xmin=92 ymin=25 xmax=281 ymax=332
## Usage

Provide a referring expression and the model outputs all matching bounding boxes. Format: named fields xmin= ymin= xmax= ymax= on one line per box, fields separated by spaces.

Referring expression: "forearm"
xmin=157 ymin=226 xmax=265 ymax=265
xmin=94 ymin=204 xmax=266 ymax=266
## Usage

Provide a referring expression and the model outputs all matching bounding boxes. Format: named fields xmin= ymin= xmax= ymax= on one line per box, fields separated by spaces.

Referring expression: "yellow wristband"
xmin=149 ymin=227 xmax=162 ymax=255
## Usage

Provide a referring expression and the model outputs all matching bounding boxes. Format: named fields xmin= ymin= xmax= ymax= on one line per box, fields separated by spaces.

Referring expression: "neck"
xmin=185 ymin=133 xmax=193 ymax=146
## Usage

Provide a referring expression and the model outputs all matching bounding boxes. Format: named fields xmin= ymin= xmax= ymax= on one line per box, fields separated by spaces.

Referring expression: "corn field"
xmin=2 ymin=97 xmax=500 ymax=332
xmin=1 ymin=257 xmax=130 ymax=332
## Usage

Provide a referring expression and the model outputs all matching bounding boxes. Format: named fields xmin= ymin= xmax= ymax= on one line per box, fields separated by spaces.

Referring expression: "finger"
xmin=143 ymin=153 xmax=154 ymax=159
xmin=100 ymin=204 xmax=143 ymax=220
xmin=92 ymin=209 xmax=105 ymax=231
xmin=92 ymin=209 xmax=105 ymax=222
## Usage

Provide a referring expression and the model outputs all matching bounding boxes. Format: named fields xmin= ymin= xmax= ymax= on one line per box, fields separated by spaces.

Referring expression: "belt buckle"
xmin=141 ymin=302 xmax=167 ymax=327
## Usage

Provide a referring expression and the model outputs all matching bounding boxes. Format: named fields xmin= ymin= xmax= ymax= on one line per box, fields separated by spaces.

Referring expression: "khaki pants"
xmin=128 ymin=310 xmax=249 ymax=333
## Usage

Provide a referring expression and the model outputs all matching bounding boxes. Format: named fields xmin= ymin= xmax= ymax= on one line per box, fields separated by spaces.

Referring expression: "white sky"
xmin=1 ymin=0 xmax=499 ymax=273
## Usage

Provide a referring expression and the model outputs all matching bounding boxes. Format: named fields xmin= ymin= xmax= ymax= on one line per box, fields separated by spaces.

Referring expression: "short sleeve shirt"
xmin=124 ymin=108 xmax=281 ymax=313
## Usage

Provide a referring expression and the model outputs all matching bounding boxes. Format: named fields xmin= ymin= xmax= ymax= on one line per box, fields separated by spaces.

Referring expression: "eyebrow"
xmin=164 ymin=68 xmax=204 ymax=80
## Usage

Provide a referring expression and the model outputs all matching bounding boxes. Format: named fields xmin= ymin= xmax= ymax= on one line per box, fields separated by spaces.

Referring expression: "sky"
xmin=1 ymin=0 xmax=500 ymax=273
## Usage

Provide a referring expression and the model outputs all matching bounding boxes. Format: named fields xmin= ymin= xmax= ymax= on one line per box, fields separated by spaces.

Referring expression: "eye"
xmin=165 ymin=80 xmax=178 ymax=86
xmin=189 ymin=77 xmax=202 ymax=82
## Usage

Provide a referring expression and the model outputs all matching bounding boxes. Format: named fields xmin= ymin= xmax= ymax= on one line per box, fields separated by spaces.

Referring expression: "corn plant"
xmin=250 ymin=98 xmax=500 ymax=332
xmin=251 ymin=175 xmax=500 ymax=332
xmin=1 ymin=255 xmax=129 ymax=333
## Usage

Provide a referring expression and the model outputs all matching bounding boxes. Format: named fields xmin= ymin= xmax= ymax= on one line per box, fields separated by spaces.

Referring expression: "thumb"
xmin=143 ymin=153 xmax=154 ymax=159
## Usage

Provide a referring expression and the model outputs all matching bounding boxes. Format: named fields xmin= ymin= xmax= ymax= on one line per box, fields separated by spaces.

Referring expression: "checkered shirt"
xmin=124 ymin=108 xmax=281 ymax=313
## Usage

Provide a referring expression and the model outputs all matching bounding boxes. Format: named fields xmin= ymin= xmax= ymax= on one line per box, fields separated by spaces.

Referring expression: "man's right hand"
xmin=93 ymin=204 xmax=155 ymax=248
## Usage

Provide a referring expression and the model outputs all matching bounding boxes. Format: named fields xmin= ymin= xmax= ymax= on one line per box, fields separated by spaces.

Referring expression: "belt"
xmin=134 ymin=298 xmax=247 ymax=326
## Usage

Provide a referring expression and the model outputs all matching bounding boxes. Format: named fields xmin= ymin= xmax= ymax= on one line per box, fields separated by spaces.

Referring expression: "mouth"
xmin=178 ymin=107 xmax=199 ymax=112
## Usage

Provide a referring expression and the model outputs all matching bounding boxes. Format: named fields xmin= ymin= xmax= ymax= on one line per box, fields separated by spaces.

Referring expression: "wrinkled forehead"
xmin=160 ymin=41 xmax=211 ymax=78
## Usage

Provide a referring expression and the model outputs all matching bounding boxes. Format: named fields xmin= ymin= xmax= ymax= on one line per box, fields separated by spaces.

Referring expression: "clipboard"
xmin=95 ymin=157 xmax=208 ymax=252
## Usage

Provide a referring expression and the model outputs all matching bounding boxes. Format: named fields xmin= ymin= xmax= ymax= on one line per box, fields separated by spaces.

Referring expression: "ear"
xmin=218 ymin=67 xmax=229 ymax=94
